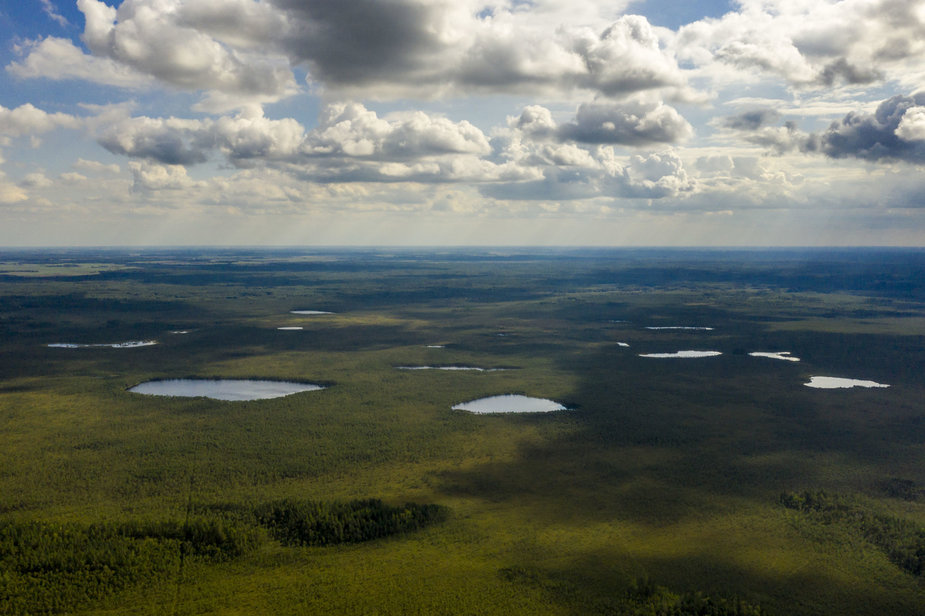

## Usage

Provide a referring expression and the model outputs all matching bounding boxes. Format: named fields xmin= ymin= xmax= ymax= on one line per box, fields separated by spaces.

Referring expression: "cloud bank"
xmin=2 ymin=0 xmax=925 ymax=246
xmin=726 ymin=94 xmax=925 ymax=163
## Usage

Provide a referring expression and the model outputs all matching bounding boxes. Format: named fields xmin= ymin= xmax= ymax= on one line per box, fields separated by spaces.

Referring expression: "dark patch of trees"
xmin=616 ymin=577 xmax=768 ymax=615
xmin=781 ymin=490 xmax=925 ymax=576
xmin=253 ymin=499 xmax=448 ymax=547
xmin=879 ymin=478 xmax=923 ymax=502
xmin=499 ymin=568 xmax=768 ymax=615
xmin=0 ymin=518 xmax=255 ymax=615
xmin=628 ymin=589 xmax=767 ymax=614
xmin=1 ymin=499 xmax=446 ymax=614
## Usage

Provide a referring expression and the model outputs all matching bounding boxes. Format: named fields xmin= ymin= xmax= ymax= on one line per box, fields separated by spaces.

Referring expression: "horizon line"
xmin=2 ymin=245 xmax=925 ymax=251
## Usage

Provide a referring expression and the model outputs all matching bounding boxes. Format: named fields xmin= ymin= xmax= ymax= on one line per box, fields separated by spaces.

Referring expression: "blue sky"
xmin=1 ymin=0 xmax=924 ymax=246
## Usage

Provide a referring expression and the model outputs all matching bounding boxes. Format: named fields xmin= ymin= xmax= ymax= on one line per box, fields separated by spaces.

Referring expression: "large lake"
xmin=129 ymin=379 xmax=324 ymax=401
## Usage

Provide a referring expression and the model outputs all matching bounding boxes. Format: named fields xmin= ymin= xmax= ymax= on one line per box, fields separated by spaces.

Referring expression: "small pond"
xmin=749 ymin=351 xmax=800 ymax=362
xmin=804 ymin=376 xmax=889 ymax=389
xmin=452 ymin=394 xmax=567 ymax=414
xmin=645 ymin=326 xmax=714 ymax=331
xmin=639 ymin=351 xmax=722 ymax=358
xmin=129 ymin=379 xmax=324 ymax=401
xmin=397 ymin=365 xmax=505 ymax=372
xmin=48 ymin=340 xmax=157 ymax=349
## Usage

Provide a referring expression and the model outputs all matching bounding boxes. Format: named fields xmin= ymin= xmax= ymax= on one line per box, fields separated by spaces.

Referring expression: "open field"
xmin=1 ymin=247 xmax=924 ymax=615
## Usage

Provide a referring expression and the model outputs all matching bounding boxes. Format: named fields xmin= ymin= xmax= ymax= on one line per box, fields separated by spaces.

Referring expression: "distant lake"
xmin=129 ymin=379 xmax=324 ymax=401
xmin=397 ymin=366 xmax=505 ymax=372
xmin=645 ymin=326 xmax=713 ymax=331
xmin=804 ymin=376 xmax=889 ymax=389
xmin=48 ymin=340 xmax=157 ymax=348
xmin=290 ymin=310 xmax=333 ymax=315
xmin=452 ymin=394 xmax=566 ymax=414
xmin=749 ymin=351 xmax=800 ymax=362
xmin=639 ymin=350 xmax=722 ymax=358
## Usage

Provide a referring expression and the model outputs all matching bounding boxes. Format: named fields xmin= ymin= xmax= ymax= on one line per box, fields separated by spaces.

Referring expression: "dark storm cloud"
xmin=271 ymin=2 xmax=685 ymax=97
xmin=740 ymin=95 xmax=925 ymax=164
xmin=721 ymin=109 xmax=780 ymax=131
xmin=817 ymin=58 xmax=883 ymax=86
xmin=816 ymin=94 xmax=925 ymax=163
xmin=17 ymin=1 xmax=692 ymax=105
xmin=274 ymin=0 xmax=445 ymax=86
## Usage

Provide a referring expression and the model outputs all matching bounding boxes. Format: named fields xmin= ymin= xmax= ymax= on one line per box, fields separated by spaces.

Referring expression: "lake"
xmin=129 ymin=379 xmax=324 ymax=401
xmin=452 ymin=394 xmax=567 ymax=414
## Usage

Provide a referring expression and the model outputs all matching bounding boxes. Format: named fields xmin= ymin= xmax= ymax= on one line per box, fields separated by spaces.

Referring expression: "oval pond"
xmin=452 ymin=394 xmax=566 ymax=414
xmin=129 ymin=379 xmax=324 ymax=401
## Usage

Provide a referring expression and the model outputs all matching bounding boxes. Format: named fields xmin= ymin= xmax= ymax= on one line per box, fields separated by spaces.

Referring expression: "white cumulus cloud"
xmin=97 ymin=102 xmax=494 ymax=170
xmin=676 ymin=0 xmax=925 ymax=89
xmin=0 ymin=104 xmax=81 ymax=137
xmin=8 ymin=37 xmax=153 ymax=89
xmin=129 ymin=160 xmax=199 ymax=191
xmin=74 ymin=0 xmax=298 ymax=109
xmin=305 ymin=103 xmax=492 ymax=159
xmin=896 ymin=106 xmax=925 ymax=142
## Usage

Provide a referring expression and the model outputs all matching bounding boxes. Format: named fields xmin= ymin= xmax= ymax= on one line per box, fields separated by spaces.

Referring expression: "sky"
xmin=0 ymin=0 xmax=924 ymax=247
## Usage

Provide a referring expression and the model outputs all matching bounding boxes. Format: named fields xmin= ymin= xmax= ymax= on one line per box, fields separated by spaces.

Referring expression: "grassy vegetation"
xmin=780 ymin=490 xmax=925 ymax=576
xmin=1 ymin=247 xmax=924 ymax=615
xmin=0 ymin=498 xmax=446 ymax=613
xmin=0 ymin=261 xmax=133 ymax=278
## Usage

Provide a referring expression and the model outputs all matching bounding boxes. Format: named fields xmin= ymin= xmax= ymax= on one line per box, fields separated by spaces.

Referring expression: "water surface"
xmin=397 ymin=366 xmax=505 ymax=372
xmin=804 ymin=376 xmax=889 ymax=389
xmin=129 ymin=379 xmax=324 ymax=401
xmin=645 ymin=326 xmax=714 ymax=331
xmin=452 ymin=394 xmax=566 ymax=414
xmin=639 ymin=350 xmax=722 ymax=358
xmin=48 ymin=340 xmax=157 ymax=349
xmin=750 ymin=351 xmax=800 ymax=362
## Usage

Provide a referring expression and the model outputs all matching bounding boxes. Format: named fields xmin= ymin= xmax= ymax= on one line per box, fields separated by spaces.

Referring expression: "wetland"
xmin=1 ymin=247 xmax=924 ymax=616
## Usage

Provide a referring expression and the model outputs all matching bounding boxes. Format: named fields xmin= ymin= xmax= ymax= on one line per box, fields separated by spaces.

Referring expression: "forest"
xmin=1 ymin=247 xmax=924 ymax=615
